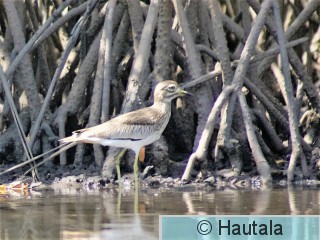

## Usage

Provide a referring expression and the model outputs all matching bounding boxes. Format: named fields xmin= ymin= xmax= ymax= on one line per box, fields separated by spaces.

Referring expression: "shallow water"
xmin=0 ymin=186 xmax=319 ymax=239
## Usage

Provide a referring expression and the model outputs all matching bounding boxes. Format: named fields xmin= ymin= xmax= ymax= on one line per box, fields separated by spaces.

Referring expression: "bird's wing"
xmin=74 ymin=107 xmax=166 ymax=140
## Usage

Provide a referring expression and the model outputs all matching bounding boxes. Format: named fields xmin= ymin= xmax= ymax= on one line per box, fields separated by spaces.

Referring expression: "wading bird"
xmin=60 ymin=80 xmax=191 ymax=189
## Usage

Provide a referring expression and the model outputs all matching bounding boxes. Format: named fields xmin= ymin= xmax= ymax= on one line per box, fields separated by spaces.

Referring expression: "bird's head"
xmin=154 ymin=80 xmax=192 ymax=103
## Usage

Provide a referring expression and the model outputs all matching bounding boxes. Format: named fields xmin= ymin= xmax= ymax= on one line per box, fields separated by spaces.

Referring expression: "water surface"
xmin=0 ymin=186 xmax=319 ymax=239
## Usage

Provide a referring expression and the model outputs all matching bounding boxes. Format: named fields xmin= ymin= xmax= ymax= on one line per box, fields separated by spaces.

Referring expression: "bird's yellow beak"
xmin=179 ymin=89 xmax=193 ymax=96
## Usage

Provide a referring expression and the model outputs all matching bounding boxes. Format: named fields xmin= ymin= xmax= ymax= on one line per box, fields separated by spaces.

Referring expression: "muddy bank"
xmin=1 ymin=156 xmax=320 ymax=193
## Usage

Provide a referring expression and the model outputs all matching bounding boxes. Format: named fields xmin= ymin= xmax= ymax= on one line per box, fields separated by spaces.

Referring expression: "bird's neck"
xmin=152 ymin=99 xmax=172 ymax=113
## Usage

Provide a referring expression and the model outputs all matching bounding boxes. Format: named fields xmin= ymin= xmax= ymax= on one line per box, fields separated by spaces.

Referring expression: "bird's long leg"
xmin=116 ymin=148 xmax=127 ymax=215
xmin=115 ymin=148 xmax=127 ymax=188
xmin=133 ymin=150 xmax=140 ymax=214
xmin=134 ymin=182 xmax=138 ymax=214
xmin=133 ymin=150 xmax=140 ymax=190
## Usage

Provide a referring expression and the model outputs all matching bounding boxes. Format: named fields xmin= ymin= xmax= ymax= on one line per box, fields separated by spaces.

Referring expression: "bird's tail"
xmin=59 ymin=135 xmax=78 ymax=143
xmin=59 ymin=129 xmax=87 ymax=143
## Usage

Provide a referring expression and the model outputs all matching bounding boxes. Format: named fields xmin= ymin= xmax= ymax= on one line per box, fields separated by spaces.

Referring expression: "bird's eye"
xmin=167 ymin=85 xmax=177 ymax=92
